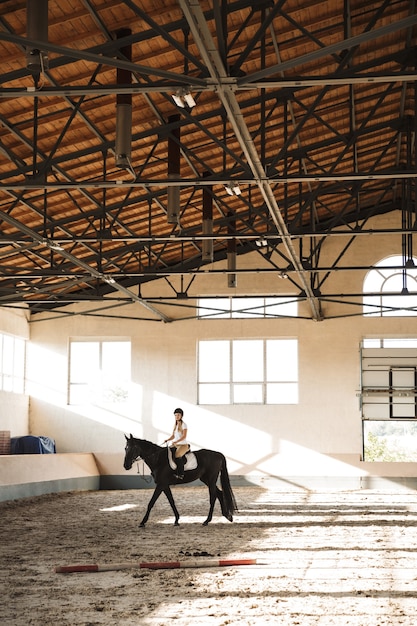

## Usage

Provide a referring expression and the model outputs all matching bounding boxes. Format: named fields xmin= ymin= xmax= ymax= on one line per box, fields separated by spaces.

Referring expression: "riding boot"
xmin=175 ymin=455 xmax=185 ymax=479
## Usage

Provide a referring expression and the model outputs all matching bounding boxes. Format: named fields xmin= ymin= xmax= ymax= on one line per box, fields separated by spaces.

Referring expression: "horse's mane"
xmin=129 ymin=437 xmax=162 ymax=453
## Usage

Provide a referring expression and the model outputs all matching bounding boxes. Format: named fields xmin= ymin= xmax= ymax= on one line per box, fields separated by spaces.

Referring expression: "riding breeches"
xmin=174 ymin=444 xmax=190 ymax=458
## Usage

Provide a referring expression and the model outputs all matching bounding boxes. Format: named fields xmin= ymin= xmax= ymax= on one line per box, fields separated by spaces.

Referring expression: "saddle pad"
xmin=168 ymin=448 xmax=198 ymax=472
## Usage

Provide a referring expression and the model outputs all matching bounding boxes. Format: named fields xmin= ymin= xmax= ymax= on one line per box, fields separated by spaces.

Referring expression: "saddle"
xmin=167 ymin=446 xmax=198 ymax=473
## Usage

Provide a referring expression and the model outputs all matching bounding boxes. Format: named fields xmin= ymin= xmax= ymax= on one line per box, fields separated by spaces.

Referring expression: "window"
xmin=363 ymin=255 xmax=417 ymax=316
xmin=361 ymin=338 xmax=417 ymax=461
xmin=0 ymin=333 xmax=25 ymax=393
xmin=197 ymin=297 xmax=297 ymax=319
xmin=69 ymin=339 xmax=131 ymax=406
xmin=198 ymin=338 xmax=298 ymax=404
xmin=364 ymin=421 xmax=417 ymax=462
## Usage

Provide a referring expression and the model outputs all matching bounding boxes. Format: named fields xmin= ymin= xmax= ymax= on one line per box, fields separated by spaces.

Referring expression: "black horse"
xmin=123 ymin=435 xmax=237 ymax=526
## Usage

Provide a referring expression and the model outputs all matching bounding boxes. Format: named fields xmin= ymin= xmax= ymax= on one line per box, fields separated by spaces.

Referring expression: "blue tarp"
xmin=11 ymin=436 xmax=56 ymax=454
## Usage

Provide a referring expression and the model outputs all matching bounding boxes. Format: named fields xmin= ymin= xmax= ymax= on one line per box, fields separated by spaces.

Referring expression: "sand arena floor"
xmin=1 ymin=484 xmax=417 ymax=625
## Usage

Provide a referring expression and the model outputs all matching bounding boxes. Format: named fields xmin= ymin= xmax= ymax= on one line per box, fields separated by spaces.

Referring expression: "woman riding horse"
xmin=123 ymin=434 xmax=237 ymax=526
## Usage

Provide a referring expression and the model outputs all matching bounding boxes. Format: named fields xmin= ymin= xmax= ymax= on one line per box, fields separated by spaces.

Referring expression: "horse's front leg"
xmin=164 ymin=486 xmax=180 ymax=526
xmin=140 ymin=485 xmax=163 ymax=527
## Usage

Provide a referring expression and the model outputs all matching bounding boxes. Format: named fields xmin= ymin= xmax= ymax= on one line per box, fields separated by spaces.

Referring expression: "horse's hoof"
xmin=174 ymin=521 xmax=180 ymax=526
xmin=227 ymin=515 xmax=233 ymax=522
xmin=202 ymin=520 xmax=209 ymax=526
xmin=139 ymin=522 xmax=146 ymax=528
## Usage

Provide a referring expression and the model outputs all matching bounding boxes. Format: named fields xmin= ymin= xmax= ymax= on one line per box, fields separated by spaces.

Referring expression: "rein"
xmin=136 ymin=459 xmax=152 ymax=483
xmin=129 ymin=441 xmax=161 ymax=483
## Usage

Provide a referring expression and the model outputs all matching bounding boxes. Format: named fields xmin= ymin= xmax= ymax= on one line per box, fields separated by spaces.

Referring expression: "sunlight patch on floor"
xmin=99 ymin=503 xmax=138 ymax=512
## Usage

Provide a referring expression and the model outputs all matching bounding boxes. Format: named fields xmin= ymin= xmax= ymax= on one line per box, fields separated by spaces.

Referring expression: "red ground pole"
xmin=55 ymin=557 xmax=257 ymax=573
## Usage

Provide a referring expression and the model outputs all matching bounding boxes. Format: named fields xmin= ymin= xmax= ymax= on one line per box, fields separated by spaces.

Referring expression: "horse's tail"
xmin=220 ymin=455 xmax=238 ymax=522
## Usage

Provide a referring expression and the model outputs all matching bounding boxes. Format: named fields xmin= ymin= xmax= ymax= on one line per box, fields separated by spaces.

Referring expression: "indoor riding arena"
xmin=1 ymin=1 xmax=417 ymax=625
xmin=2 ymin=484 xmax=417 ymax=625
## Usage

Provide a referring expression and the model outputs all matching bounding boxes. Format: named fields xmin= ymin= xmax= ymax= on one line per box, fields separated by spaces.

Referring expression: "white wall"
xmin=0 ymin=306 xmax=30 ymax=436
xmin=24 ymin=211 xmax=417 ymax=476
xmin=26 ymin=311 xmax=416 ymax=470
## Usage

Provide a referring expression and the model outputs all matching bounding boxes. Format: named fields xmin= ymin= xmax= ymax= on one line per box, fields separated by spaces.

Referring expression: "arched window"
xmin=363 ymin=255 xmax=417 ymax=316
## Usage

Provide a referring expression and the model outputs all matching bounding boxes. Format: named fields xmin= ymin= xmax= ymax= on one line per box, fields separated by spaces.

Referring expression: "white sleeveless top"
xmin=174 ymin=420 xmax=188 ymax=445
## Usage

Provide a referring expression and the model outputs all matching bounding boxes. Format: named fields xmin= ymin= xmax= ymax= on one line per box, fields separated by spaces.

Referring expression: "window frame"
xmin=68 ymin=338 xmax=131 ymax=406
xmin=0 ymin=332 xmax=26 ymax=394
xmin=197 ymin=338 xmax=298 ymax=405
xmin=363 ymin=255 xmax=417 ymax=316
xmin=197 ymin=296 xmax=298 ymax=319
xmin=361 ymin=338 xmax=417 ymax=461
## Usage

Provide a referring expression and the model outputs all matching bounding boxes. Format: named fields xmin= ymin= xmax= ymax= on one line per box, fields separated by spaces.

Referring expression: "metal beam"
xmin=0 ymin=31 xmax=207 ymax=86
xmin=179 ymin=0 xmax=322 ymax=320
xmin=1 ymin=171 xmax=415 ymax=191
xmin=239 ymin=13 xmax=417 ymax=85
xmin=0 ymin=74 xmax=415 ymax=99
xmin=0 ymin=208 xmax=172 ymax=322
xmin=0 ymin=227 xmax=415 ymax=245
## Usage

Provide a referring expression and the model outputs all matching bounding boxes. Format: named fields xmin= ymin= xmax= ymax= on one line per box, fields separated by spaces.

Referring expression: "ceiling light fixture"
xmin=42 ymin=238 xmax=64 ymax=252
xmin=172 ymin=88 xmax=196 ymax=108
xmin=224 ymin=182 xmax=241 ymax=196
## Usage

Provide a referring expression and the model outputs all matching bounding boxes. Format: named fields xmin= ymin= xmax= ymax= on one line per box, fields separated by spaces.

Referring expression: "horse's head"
xmin=124 ymin=435 xmax=162 ymax=471
xmin=123 ymin=433 xmax=140 ymax=470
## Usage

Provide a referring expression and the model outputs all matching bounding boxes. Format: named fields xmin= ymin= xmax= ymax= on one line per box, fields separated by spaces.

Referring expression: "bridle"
xmin=126 ymin=441 xmax=155 ymax=484
xmin=126 ymin=441 xmax=142 ymax=466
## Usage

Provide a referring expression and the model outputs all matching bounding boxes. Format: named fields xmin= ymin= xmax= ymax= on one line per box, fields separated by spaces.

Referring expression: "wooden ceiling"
xmin=0 ymin=0 xmax=416 ymax=320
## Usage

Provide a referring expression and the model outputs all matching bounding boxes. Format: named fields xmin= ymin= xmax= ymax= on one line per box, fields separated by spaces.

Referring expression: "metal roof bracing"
xmin=0 ymin=0 xmax=416 ymax=321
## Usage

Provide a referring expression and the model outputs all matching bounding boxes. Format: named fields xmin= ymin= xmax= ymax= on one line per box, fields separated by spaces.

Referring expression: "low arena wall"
xmin=0 ymin=453 xmax=100 ymax=502
xmin=94 ymin=452 xmax=417 ymax=492
xmin=1 ymin=452 xmax=417 ymax=502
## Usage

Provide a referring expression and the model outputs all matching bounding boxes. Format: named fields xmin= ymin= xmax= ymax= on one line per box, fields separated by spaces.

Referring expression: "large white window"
xmin=0 ymin=333 xmax=25 ymax=394
xmin=361 ymin=338 xmax=417 ymax=461
xmin=198 ymin=338 xmax=298 ymax=404
xmin=197 ymin=297 xmax=297 ymax=319
xmin=363 ymin=255 xmax=417 ymax=316
xmin=69 ymin=339 xmax=131 ymax=406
